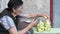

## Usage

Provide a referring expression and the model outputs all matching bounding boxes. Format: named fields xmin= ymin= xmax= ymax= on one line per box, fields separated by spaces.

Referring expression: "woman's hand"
xmin=31 ymin=18 xmax=38 ymax=26
xmin=37 ymin=14 xmax=49 ymax=19
xmin=42 ymin=14 xmax=49 ymax=19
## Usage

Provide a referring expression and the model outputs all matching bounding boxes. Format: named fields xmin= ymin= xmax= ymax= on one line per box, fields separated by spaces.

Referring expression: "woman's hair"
xmin=7 ymin=0 xmax=23 ymax=12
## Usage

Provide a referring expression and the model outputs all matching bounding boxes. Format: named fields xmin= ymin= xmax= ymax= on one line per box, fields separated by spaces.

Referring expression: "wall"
xmin=22 ymin=0 xmax=50 ymax=15
xmin=0 ymin=0 xmax=50 ymax=15
xmin=53 ymin=0 xmax=60 ymax=28
xmin=0 ymin=0 xmax=9 ymax=12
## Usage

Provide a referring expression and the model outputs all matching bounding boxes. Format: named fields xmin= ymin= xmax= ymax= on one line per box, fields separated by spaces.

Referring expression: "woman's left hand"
xmin=37 ymin=14 xmax=49 ymax=19
xmin=41 ymin=14 xmax=49 ymax=19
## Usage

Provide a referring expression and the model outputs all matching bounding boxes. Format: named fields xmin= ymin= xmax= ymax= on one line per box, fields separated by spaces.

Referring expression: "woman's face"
xmin=13 ymin=5 xmax=23 ymax=15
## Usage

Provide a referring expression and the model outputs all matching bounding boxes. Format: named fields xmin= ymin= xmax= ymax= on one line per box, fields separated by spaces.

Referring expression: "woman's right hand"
xmin=31 ymin=18 xmax=38 ymax=26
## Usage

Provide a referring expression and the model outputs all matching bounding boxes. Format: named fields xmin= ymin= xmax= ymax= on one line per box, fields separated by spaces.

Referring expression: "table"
xmin=32 ymin=28 xmax=60 ymax=34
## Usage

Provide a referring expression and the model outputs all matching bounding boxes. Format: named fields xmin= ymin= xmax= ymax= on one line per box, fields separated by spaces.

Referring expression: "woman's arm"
xmin=8 ymin=19 xmax=37 ymax=34
xmin=22 ymin=14 xmax=49 ymax=19
xmin=8 ymin=26 xmax=18 ymax=34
